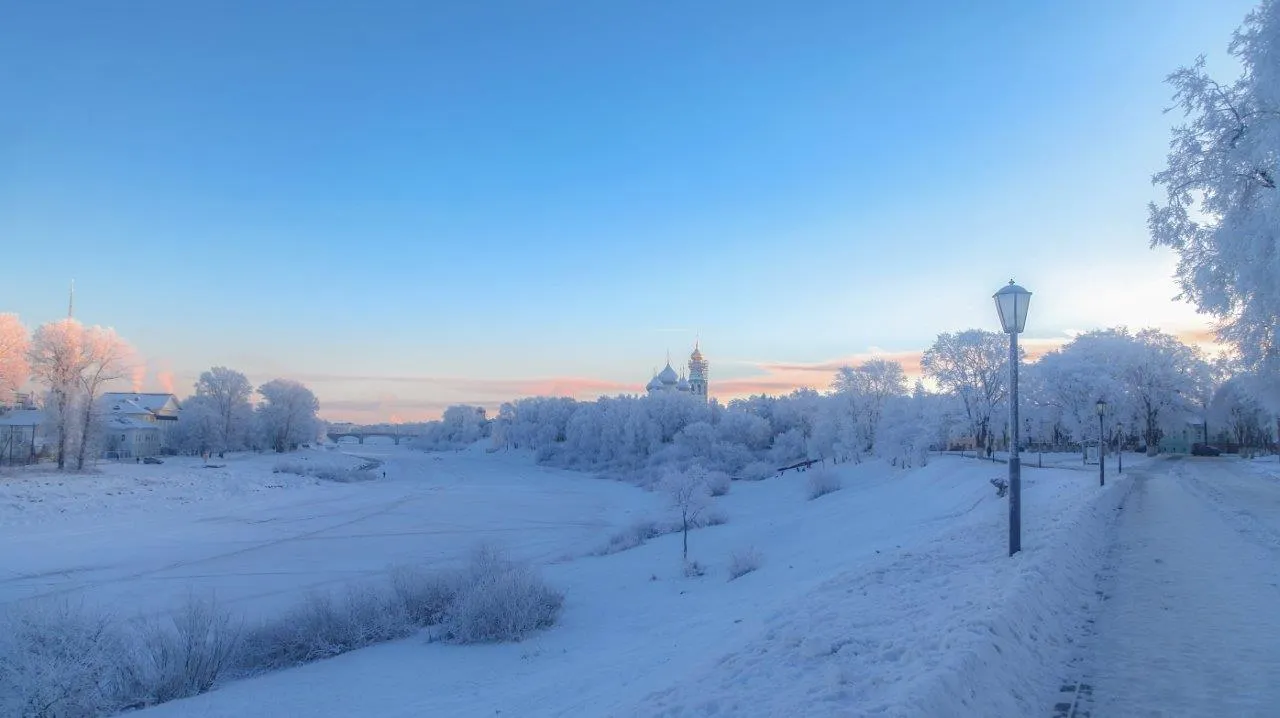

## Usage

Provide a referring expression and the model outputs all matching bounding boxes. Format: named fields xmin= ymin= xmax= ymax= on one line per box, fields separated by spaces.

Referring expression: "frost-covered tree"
xmin=168 ymin=394 xmax=221 ymax=455
xmin=27 ymin=320 xmax=134 ymax=469
xmin=74 ymin=327 xmax=133 ymax=470
xmin=1115 ymin=329 xmax=1205 ymax=454
xmin=661 ymin=466 xmax=711 ymax=563
xmin=1210 ymin=374 xmax=1275 ymax=455
xmin=255 ymin=379 xmax=320 ymax=452
xmin=1027 ymin=328 xmax=1206 ymax=455
xmin=1030 ymin=331 xmax=1130 ymax=458
xmin=830 ymin=358 xmax=908 ymax=455
xmin=0 ymin=313 xmax=29 ymax=399
xmin=1150 ymin=0 xmax=1280 ymax=374
xmin=876 ymin=394 xmax=932 ymax=467
xmin=28 ymin=319 xmax=88 ymax=469
xmin=921 ymin=330 xmax=1009 ymax=454
xmin=416 ymin=405 xmax=490 ymax=450
xmin=194 ymin=367 xmax=254 ymax=452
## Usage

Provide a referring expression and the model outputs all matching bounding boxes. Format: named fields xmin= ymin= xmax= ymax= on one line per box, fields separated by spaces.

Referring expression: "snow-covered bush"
xmin=117 ymin=595 xmax=242 ymax=707
xmin=390 ymin=567 xmax=460 ymax=627
xmin=727 ymin=547 xmax=762 ymax=581
xmin=683 ymin=560 xmax=707 ymax=578
xmin=0 ymin=548 xmax=564 ymax=716
xmin=805 ymin=470 xmax=843 ymax=500
xmin=0 ymin=601 xmax=121 ymax=718
xmin=740 ymin=460 xmax=776 ymax=481
xmin=440 ymin=546 xmax=564 ymax=644
xmin=242 ymin=586 xmax=412 ymax=671
xmin=593 ymin=511 xmax=727 ymax=557
xmin=699 ymin=507 xmax=728 ymax=528
xmin=272 ymin=460 xmax=375 ymax=483
xmin=596 ymin=519 xmax=663 ymax=555
xmin=705 ymin=470 xmax=732 ymax=496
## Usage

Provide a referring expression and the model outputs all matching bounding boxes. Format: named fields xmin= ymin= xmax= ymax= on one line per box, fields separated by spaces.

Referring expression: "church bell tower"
xmin=687 ymin=342 xmax=709 ymax=401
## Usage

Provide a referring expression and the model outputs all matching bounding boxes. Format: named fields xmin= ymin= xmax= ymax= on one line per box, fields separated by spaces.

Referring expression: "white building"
xmin=100 ymin=393 xmax=181 ymax=457
xmin=645 ymin=343 xmax=710 ymax=401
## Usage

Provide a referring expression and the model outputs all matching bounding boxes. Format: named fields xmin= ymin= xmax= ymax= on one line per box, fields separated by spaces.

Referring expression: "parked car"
xmin=143 ymin=456 xmax=164 ymax=464
xmin=1191 ymin=444 xmax=1221 ymax=457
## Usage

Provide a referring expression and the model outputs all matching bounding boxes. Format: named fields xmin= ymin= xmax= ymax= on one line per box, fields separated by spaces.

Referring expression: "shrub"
xmin=0 ymin=601 xmax=121 ymax=718
xmin=805 ymin=470 xmax=843 ymax=500
xmin=727 ymin=547 xmax=762 ymax=581
xmin=704 ymin=470 xmax=732 ymax=497
xmin=241 ymin=585 xmax=411 ymax=671
xmin=390 ymin=567 xmax=459 ymax=626
xmin=593 ymin=512 xmax=728 ymax=557
xmin=272 ymin=460 xmax=375 ymax=483
xmin=695 ymin=507 xmax=728 ymax=528
xmin=596 ymin=519 xmax=663 ymax=555
xmin=117 ymin=595 xmax=242 ymax=707
xmin=0 ymin=548 xmax=565 ymax=716
xmin=683 ymin=560 xmax=707 ymax=578
xmin=740 ymin=461 xmax=776 ymax=481
xmin=440 ymin=547 xmax=564 ymax=644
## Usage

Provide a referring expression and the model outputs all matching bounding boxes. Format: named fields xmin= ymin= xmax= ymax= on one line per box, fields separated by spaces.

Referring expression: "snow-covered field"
xmin=0 ymin=444 xmax=651 ymax=620
xmin=17 ymin=448 xmax=1114 ymax=718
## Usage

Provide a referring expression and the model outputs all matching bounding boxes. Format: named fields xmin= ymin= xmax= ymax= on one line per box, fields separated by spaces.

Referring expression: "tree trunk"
xmin=682 ymin=511 xmax=689 ymax=562
xmin=76 ymin=400 xmax=92 ymax=470
xmin=55 ymin=390 xmax=68 ymax=470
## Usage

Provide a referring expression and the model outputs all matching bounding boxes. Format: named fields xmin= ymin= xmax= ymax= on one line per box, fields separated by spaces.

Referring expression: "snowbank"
xmin=635 ymin=470 xmax=1131 ymax=717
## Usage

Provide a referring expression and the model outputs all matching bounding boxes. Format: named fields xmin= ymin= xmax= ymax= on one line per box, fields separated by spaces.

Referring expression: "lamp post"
xmin=1116 ymin=422 xmax=1123 ymax=474
xmin=1095 ymin=399 xmax=1107 ymax=487
xmin=994 ymin=280 xmax=1032 ymax=557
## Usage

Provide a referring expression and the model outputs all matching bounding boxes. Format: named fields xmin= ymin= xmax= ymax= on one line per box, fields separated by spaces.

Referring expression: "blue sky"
xmin=0 ymin=1 xmax=1256 ymax=420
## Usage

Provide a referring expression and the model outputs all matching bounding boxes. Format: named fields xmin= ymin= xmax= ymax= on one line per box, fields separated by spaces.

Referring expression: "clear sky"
xmin=0 ymin=1 xmax=1256 ymax=422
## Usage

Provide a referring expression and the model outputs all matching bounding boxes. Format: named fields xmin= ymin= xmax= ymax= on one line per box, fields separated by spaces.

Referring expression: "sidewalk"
xmin=1079 ymin=461 xmax=1280 ymax=716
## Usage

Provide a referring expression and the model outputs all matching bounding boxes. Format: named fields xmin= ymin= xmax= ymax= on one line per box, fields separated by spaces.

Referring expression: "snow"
xmin=10 ymin=445 xmax=1277 ymax=717
xmin=1073 ymin=457 xmax=1280 ymax=716
xmin=125 ymin=453 xmax=1122 ymax=717
xmin=0 ymin=449 xmax=345 ymax=526
xmin=0 ymin=445 xmax=650 ymax=620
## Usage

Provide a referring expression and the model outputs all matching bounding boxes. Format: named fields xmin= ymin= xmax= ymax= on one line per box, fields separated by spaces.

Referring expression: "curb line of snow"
xmin=902 ymin=475 xmax=1135 ymax=717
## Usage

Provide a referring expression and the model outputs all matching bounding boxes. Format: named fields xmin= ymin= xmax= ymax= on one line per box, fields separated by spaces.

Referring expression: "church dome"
xmin=658 ymin=363 xmax=679 ymax=385
xmin=690 ymin=346 xmax=704 ymax=362
xmin=676 ymin=376 xmax=691 ymax=392
xmin=646 ymin=375 xmax=664 ymax=392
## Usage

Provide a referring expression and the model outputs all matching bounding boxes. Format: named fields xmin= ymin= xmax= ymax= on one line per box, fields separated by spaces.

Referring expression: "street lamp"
xmin=1116 ymin=422 xmax=1123 ymax=474
xmin=994 ymin=280 xmax=1032 ymax=556
xmin=1095 ymin=399 xmax=1107 ymax=487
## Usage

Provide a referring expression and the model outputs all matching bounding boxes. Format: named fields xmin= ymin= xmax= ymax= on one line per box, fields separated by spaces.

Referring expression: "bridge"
xmin=326 ymin=423 xmax=425 ymax=445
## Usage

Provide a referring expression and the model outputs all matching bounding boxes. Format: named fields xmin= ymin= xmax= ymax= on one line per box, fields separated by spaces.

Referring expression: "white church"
xmin=645 ymin=343 xmax=709 ymax=400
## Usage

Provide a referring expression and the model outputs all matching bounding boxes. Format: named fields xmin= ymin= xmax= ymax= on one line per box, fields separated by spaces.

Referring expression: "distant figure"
xmin=382 ymin=471 xmax=386 ymax=478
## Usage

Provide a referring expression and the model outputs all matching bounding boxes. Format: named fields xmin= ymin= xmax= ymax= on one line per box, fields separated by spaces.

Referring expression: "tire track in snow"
xmin=0 ymin=494 xmax=415 ymax=607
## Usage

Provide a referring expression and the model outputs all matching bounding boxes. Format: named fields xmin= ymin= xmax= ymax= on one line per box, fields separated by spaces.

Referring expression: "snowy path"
xmin=1081 ymin=458 xmax=1280 ymax=717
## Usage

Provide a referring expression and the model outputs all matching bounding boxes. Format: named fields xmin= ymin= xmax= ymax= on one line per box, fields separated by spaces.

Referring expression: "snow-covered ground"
xmin=1069 ymin=456 xmax=1280 ymax=717
xmin=0 ymin=444 xmax=651 ymax=619
xmin=18 ymin=447 xmax=1276 ymax=717
xmin=110 ymin=451 xmax=1124 ymax=718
